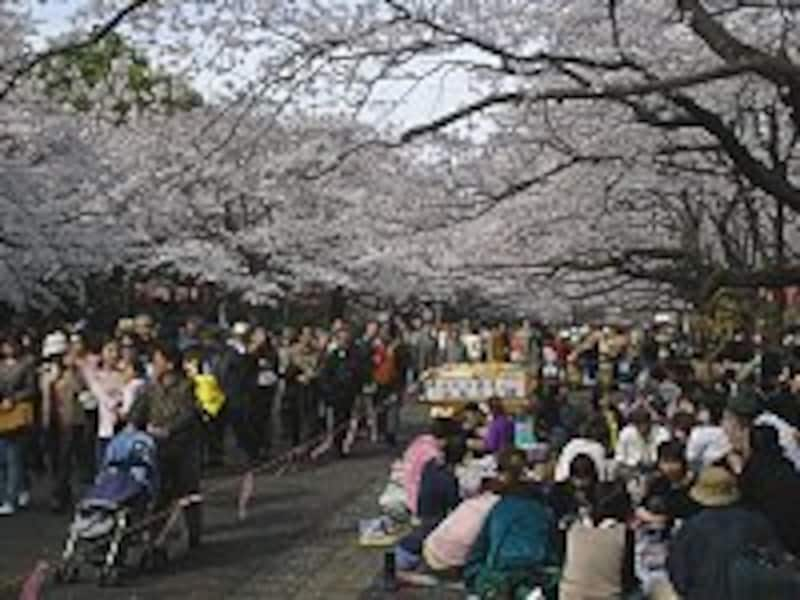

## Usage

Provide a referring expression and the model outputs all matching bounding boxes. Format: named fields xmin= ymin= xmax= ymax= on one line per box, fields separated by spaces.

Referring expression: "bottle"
xmin=383 ymin=549 xmax=397 ymax=591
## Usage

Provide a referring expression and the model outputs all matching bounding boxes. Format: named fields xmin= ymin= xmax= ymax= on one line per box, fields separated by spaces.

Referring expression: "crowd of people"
xmin=3 ymin=310 xmax=800 ymax=598
xmin=0 ymin=312 xmax=421 ymax=532
xmin=380 ymin=322 xmax=800 ymax=599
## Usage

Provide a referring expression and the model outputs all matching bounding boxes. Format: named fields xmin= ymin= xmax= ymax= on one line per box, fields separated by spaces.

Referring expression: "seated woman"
xmin=615 ymin=405 xmax=671 ymax=504
xmin=555 ymin=412 xmax=611 ymax=483
xmin=467 ymin=397 xmax=514 ymax=455
xmin=550 ymin=454 xmax=631 ymax=531
xmin=422 ymin=479 xmax=501 ymax=576
xmin=559 ymin=493 xmax=637 ymax=600
xmin=402 ymin=418 xmax=457 ymax=518
xmin=395 ymin=436 xmax=465 ymax=574
xmin=464 ymin=448 xmax=560 ymax=599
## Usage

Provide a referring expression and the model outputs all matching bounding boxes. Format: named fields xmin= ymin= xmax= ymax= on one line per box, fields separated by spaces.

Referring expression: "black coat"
xmin=740 ymin=450 xmax=800 ymax=557
xmin=214 ymin=345 xmax=258 ymax=409
xmin=667 ymin=505 xmax=780 ymax=600
xmin=320 ymin=345 xmax=359 ymax=405
xmin=643 ymin=475 xmax=701 ymax=522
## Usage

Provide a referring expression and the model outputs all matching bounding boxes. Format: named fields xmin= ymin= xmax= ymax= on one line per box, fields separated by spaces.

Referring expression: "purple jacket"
xmin=484 ymin=414 xmax=514 ymax=453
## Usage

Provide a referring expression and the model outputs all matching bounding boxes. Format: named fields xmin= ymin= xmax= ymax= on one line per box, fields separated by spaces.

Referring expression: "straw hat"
xmin=689 ymin=466 xmax=740 ymax=507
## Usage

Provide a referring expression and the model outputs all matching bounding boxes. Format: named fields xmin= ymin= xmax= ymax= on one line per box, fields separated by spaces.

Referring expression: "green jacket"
xmin=130 ymin=373 xmax=199 ymax=447
xmin=465 ymin=493 xmax=560 ymax=595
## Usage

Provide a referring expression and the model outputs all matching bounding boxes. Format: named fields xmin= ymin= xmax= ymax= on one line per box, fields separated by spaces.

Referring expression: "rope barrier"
xmin=0 ymin=389 xmax=406 ymax=599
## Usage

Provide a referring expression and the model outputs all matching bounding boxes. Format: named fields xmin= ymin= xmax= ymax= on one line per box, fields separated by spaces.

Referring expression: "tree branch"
xmin=679 ymin=0 xmax=800 ymax=127
xmin=0 ymin=0 xmax=154 ymax=102
xmin=399 ymin=60 xmax=765 ymax=143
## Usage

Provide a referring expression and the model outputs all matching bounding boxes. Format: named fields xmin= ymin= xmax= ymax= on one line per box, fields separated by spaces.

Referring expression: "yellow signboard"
xmin=420 ymin=362 xmax=533 ymax=405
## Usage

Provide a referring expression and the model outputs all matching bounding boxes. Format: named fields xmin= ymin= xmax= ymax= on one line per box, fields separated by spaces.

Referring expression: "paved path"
xmin=1 ymin=405 xmax=467 ymax=600
xmin=0 ymin=445 xmax=397 ymax=600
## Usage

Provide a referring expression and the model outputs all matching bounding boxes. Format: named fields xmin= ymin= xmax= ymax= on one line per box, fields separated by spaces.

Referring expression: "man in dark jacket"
xmin=213 ymin=323 xmax=260 ymax=465
xmin=667 ymin=466 xmax=781 ymax=600
xmin=319 ymin=324 xmax=360 ymax=456
xmin=130 ymin=341 xmax=203 ymax=548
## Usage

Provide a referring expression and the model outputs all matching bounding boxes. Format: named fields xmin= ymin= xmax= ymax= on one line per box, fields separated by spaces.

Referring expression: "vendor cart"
xmin=418 ymin=362 xmax=536 ymax=417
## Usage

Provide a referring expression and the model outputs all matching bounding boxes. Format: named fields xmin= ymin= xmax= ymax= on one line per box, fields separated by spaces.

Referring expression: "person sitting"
xmin=559 ymin=493 xmax=637 ymax=600
xmin=549 ymin=454 xmax=631 ymax=562
xmin=422 ymin=480 xmax=500 ymax=576
xmin=739 ymin=424 xmax=800 ymax=557
xmin=464 ymin=448 xmax=560 ymax=599
xmin=615 ymin=405 xmax=671 ymax=480
xmin=468 ymin=397 xmax=514 ymax=455
xmin=395 ymin=436 xmax=464 ymax=574
xmin=685 ymin=398 xmax=730 ymax=475
xmin=555 ymin=413 xmax=611 ymax=483
xmin=640 ymin=440 xmax=700 ymax=524
xmin=666 ymin=466 xmax=782 ymax=600
xmin=402 ymin=418 xmax=456 ymax=518
xmin=635 ymin=441 xmax=699 ymax=599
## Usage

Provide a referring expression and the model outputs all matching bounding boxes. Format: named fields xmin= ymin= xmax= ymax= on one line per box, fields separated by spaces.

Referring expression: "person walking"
xmin=129 ymin=341 xmax=204 ymax=548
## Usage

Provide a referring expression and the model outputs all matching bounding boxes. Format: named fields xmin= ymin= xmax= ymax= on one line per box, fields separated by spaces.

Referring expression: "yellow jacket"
xmin=194 ymin=374 xmax=225 ymax=418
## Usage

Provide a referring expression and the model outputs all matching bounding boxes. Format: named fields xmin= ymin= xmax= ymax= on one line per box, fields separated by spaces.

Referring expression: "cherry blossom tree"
xmin=8 ymin=1 xmax=800 ymax=318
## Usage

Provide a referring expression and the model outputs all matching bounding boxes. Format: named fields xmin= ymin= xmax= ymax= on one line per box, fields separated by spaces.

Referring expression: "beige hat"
xmin=689 ymin=466 xmax=740 ymax=507
xmin=117 ymin=318 xmax=135 ymax=334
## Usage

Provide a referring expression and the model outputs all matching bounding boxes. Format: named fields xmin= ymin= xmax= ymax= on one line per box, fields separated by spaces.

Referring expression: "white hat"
xmin=232 ymin=322 xmax=250 ymax=337
xmin=42 ymin=331 xmax=68 ymax=358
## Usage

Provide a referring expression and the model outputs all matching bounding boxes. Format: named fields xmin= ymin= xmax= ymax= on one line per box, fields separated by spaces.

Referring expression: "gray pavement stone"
xmin=1 ymin=405 xmax=445 ymax=600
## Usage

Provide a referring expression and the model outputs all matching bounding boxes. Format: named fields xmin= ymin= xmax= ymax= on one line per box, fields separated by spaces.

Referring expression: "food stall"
xmin=418 ymin=362 xmax=535 ymax=417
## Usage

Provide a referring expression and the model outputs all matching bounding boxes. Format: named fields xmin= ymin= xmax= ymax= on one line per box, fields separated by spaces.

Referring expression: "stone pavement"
xmin=0 ymin=405 xmax=466 ymax=600
xmin=0 ymin=446 xmax=394 ymax=600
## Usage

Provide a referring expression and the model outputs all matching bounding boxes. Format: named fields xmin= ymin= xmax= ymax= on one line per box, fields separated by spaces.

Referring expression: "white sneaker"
xmin=0 ymin=503 xmax=15 ymax=516
xmin=17 ymin=491 xmax=30 ymax=508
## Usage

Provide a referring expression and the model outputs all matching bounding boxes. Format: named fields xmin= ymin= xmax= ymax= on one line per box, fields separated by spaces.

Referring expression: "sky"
xmin=27 ymin=0 xmax=486 ymax=134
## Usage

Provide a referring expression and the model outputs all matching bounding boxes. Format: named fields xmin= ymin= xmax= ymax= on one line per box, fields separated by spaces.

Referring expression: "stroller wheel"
xmin=99 ymin=566 xmax=121 ymax=587
xmin=55 ymin=563 xmax=80 ymax=584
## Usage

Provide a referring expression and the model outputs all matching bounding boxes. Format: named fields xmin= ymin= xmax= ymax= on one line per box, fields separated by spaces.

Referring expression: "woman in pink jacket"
xmin=81 ymin=339 xmax=126 ymax=469
xmin=403 ymin=419 xmax=453 ymax=516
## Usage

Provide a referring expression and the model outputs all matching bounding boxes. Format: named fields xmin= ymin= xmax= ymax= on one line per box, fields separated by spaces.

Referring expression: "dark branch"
xmin=0 ymin=0 xmax=153 ymax=102
xmin=399 ymin=60 xmax=765 ymax=143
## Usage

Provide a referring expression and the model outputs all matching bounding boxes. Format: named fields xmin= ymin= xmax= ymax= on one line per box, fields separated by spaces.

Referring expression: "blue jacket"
xmin=398 ymin=459 xmax=460 ymax=555
xmin=465 ymin=493 xmax=559 ymax=589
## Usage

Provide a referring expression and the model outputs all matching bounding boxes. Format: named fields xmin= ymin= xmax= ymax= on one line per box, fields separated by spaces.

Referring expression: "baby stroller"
xmin=56 ymin=427 xmax=159 ymax=586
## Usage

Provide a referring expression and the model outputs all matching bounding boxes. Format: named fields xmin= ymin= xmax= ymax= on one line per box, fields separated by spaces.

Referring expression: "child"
xmin=119 ymin=357 xmax=146 ymax=424
xmin=183 ymin=348 xmax=225 ymax=467
xmin=635 ymin=441 xmax=698 ymax=597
